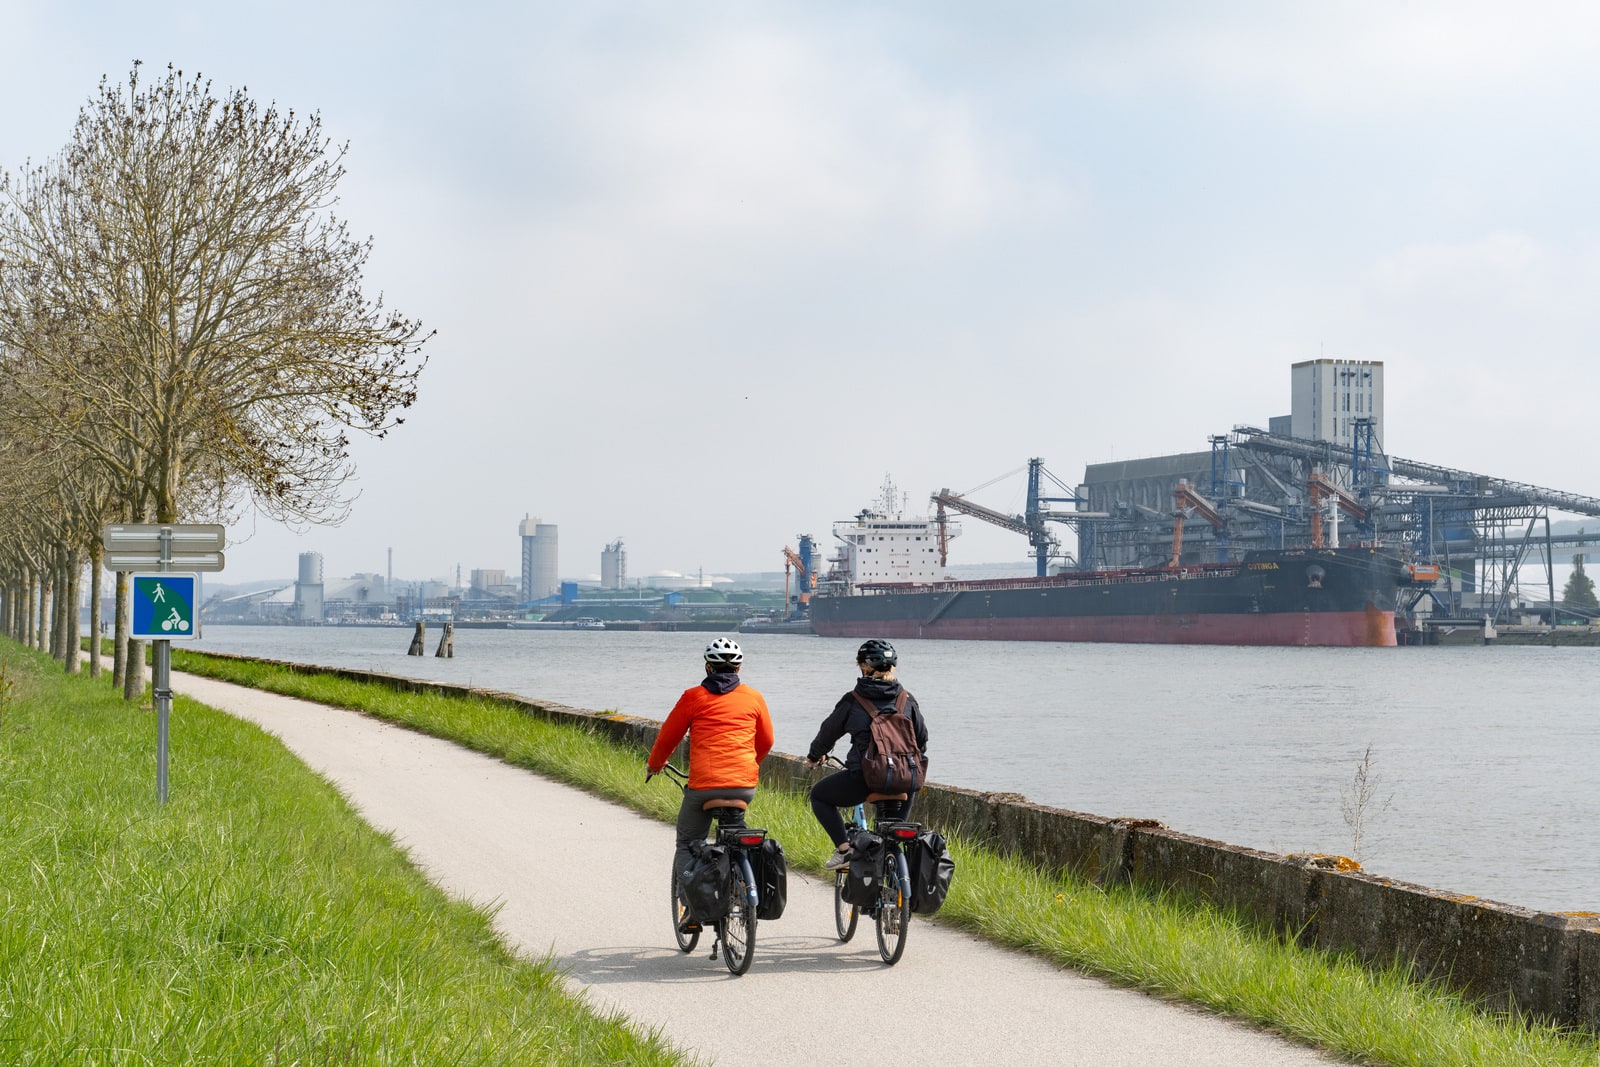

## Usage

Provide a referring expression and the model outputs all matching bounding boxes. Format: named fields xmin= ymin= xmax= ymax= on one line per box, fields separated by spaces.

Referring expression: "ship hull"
xmin=811 ymin=549 xmax=1403 ymax=648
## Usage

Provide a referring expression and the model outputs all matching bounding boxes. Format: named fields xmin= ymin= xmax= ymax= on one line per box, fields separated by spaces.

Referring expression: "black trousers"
xmin=808 ymin=768 xmax=912 ymax=847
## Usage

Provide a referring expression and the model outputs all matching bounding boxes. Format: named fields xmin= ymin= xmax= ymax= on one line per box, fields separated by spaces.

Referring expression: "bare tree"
xmin=0 ymin=63 xmax=431 ymax=687
xmin=0 ymin=62 xmax=431 ymax=529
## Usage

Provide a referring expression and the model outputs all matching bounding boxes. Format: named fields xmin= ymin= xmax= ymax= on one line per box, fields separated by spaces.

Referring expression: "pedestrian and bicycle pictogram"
xmin=131 ymin=574 xmax=198 ymax=640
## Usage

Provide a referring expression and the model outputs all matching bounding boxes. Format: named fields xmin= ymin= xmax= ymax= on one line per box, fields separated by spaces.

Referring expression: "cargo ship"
xmin=809 ymin=507 xmax=1419 ymax=647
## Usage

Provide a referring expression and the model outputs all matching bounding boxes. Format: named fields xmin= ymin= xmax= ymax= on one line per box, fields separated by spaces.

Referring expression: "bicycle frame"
xmin=818 ymin=756 xmax=919 ymax=962
xmin=653 ymin=762 xmax=765 ymax=974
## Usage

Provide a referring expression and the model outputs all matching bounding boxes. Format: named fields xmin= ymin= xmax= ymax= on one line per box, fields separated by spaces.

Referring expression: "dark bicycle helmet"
xmin=704 ymin=637 xmax=744 ymax=668
xmin=856 ymin=638 xmax=897 ymax=671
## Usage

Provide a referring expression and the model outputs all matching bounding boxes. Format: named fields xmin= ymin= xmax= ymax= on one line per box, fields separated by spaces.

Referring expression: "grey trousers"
xmin=674 ymin=786 xmax=757 ymax=880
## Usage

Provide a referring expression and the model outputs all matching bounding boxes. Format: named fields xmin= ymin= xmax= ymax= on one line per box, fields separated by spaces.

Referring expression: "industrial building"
xmin=930 ymin=359 xmax=1600 ymax=631
xmin=294 ymin=552 xmax=323 ymax=624
xmin=520 ymin=516 xmax=558 ymax=602
xmin=601 ymin=539 xmax=626 ymax=590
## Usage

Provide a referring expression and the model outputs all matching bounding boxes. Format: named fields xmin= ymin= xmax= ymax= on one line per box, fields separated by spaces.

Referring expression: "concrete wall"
xmin=193 ymin=651 xmax=1600 ymax=1029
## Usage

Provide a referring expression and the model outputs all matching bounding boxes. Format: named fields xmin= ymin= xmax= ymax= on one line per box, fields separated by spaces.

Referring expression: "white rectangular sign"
xmin=105 ymin=551 xmax=225 ymax=573
xmin=102 ymin=523 xmax=226 ymax=555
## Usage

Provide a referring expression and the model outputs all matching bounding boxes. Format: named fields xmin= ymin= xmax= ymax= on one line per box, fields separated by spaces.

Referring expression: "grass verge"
xmin=167 ymin=647 xmax=1600 ymax=1067
xmin=0 ymin=642 xmax=686 ymax=1066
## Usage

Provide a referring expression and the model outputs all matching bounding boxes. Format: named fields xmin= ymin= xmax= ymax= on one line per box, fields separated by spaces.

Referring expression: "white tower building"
xmin=1290 ymin=359 xmax=1384 ymax=447
xmin=520 ymin=515 xmax=559 ymax=601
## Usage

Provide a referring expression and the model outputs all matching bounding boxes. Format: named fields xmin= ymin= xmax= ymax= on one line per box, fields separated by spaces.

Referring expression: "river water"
xmin=189 ymin=625 xmax=1599 ymax=914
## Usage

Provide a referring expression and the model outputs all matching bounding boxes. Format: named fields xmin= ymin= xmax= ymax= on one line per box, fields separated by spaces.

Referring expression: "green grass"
xmin=0 ymin=642 xmax=687 ymax=1066
xmin=167 ymin=647 xmax=1600 ymax=1067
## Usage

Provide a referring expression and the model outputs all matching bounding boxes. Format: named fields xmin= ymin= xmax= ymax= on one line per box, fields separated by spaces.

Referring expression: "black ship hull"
xmin=810 ymin=549 xmax=1406 ymax=647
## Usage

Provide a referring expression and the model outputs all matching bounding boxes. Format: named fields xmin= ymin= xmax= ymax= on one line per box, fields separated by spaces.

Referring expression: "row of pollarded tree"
xmin=0 ymin=63 xmax=432 ymax=693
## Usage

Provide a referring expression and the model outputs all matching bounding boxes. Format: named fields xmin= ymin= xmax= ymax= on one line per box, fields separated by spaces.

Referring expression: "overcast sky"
xmin=5 ymin=3 xmax=1600 ymax=585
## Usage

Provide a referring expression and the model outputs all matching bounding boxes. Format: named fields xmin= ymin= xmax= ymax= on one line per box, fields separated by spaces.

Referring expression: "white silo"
xmin=601 ymin=539 xmax=626 ymax=590
xmin=295 ymin=552 xmax=324 ymax=624
xmin=520 ymin=515 xmax=559 ymax=601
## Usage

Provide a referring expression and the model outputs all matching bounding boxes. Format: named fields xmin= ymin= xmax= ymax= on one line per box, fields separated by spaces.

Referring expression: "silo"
xmin=601 ymin=539 xmax=626 ymax=590
xmin=519 ymin=515 xmax=559 ymax=601
xmin=295 ymin=552 xmax=324 ymax=624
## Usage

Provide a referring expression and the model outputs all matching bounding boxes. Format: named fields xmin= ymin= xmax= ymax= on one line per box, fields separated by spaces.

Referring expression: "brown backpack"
xmin=853 ymin=690 xmax=927 ymax=793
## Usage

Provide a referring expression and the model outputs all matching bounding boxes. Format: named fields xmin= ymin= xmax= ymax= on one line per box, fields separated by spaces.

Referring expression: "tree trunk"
xmin=53 ymin=563 xmax=69 ymax=664
xmin=124 ymin=637 xmax=144 ymax=702
xmin=113 ymin=571 xmax=129 ymax=689
xmin=63 ymin=557 xmax=81 ymax=675
xmin=37 ymin=574 xmax=52 ymax=654
xmin=88 ymin=546 xmax=103 ymax=678
xmin=22 ymin=573 xmax=34 ymax=647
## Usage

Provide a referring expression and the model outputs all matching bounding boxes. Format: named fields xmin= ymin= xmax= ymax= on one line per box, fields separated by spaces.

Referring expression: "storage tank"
xmin=601 ymin=539 xmax=626 ymax=590
xmin=294 ymin=552 xmax=324 ymax=624
xmin=520 ymin=515 xmax=559 ymax=601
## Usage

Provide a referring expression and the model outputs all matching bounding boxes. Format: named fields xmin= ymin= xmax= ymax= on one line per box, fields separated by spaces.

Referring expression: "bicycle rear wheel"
xmin=671 ymin=868 xmax=700 ymax=953
xmin=875 ymin=854 xmax=910 ymax=965
xmin=833 ymin=869 xmax=859 ymax=941
xmin=722 ymin=867 xmax=757 ymax=975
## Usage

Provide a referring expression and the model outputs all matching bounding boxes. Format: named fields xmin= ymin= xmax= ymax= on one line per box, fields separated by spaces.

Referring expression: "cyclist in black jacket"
xmin=804 ymin=638 xmax=929 ymax=870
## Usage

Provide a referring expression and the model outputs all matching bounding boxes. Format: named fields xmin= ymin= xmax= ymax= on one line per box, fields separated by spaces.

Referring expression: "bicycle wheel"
xmin=875 ymin=852 xmax=911 ymax=965
xmin=833 ymin=869 xmax=859 ymax=942
xmin=671 ymin=868 xmax=700 ymax=953
xmin=722 ymin=867 xmax=757 ymax=975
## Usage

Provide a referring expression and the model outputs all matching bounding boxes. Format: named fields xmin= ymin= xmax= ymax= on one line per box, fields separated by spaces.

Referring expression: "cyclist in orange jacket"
xmin=647 ymin=638 xmax=776 ymax=884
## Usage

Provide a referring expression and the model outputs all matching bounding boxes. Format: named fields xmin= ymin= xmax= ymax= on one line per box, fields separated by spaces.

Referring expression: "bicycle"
xmin=651 ymin=762 xmax=766 ymax=976
xmin=819 ymin=756 xmax=920 ymax=965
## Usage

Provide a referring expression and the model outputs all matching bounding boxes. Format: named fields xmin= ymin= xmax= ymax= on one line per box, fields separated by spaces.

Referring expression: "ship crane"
xmin=933 ymin=458 xmax=1110 ymax=576
xmin=782 ymin=534 xmax=818 ymax=619
xmin=1169 ymin=480 xmax=1227 ymax=568
xmin=1308 ymin=471 xmax=1369 ymax=548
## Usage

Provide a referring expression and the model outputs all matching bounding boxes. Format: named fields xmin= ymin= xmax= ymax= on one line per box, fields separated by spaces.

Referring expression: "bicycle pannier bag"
xmin=841 ymin=830 xmax=885 ymax=907
xmin=854 ymin=691 xmax=928 ymax=793
xmin=756 ymin=837 xmax=788 ymax=920
xmin=679 ymin=840 xmax=732 ymax=921
xmin=909 ymin=829 xmax=955 ymax=915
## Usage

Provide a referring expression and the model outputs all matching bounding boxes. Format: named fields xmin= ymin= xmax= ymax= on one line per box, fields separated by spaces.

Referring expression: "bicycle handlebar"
xmin=647 ymin=762 xmax=689 ymax=788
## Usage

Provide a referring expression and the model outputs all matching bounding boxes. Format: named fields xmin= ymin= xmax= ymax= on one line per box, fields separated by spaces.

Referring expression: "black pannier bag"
xmin=679 ymin=840 xmax=732 ymax=921
xmin=841 ymin=830 xmax=885 ymax=907
xmin=909 ymin=829 xmax=955 ymax=915
xmin=756 ymin=837 xmax=788 ymax=920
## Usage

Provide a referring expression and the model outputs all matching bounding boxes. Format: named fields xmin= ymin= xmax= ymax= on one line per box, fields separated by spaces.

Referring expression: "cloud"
xmin=1056 ymin=4 xmax=1600 ymax=109
xmin=1364 ymin=232 xmax=1548 ymax=311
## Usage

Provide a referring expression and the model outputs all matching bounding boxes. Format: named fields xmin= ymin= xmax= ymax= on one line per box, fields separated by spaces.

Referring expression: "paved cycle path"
xmin=172 ymin=671 xmax=1339 ymax=1066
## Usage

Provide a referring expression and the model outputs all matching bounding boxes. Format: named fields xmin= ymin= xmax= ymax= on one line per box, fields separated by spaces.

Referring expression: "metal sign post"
xmin=109 ymin=523 xmax=219 ymax=804
xmin=156 ymin=530 xmax=171 ymax=804
xmin=131 ymin=565 xmax=200 ymax=803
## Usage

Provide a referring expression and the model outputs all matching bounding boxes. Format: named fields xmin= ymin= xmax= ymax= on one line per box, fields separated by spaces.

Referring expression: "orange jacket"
xmin=648 ymin=679 xmax=775 ymax=790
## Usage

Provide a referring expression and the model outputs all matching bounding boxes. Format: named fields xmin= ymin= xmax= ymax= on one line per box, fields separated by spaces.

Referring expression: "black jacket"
xmin=807 ymin=676 xmax=928 ymax=771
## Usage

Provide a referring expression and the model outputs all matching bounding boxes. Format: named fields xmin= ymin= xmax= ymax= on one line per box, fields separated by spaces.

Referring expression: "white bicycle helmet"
xmin=704 ymin=637 xmax=744 ymax=668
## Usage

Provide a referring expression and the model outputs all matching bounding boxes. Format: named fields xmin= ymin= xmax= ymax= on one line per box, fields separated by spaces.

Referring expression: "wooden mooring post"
xmin=435 ymin=620 xmax=454 ymax=658
xmin=407 ymin=620 xmax=426 ymax=656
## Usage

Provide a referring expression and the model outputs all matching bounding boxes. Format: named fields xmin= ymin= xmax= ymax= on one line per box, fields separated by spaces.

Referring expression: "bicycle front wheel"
xmin=833 ymin=869 xmax=859 ymax=941
xmin=722 ymin=867 xmax=757 ymax=975
xmin=671 ymin=868 xmax=700 ymax=953
xmin=875 ymin=854 xmax=911 ymax=965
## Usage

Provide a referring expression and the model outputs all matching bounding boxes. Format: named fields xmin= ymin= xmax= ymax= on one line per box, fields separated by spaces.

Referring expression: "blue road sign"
xmin=131 ymin=574 xmax=198 ymax=640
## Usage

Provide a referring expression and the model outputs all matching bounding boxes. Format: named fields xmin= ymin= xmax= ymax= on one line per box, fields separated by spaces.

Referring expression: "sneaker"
xmin=824 ymin=845 xmax=851 ymax=872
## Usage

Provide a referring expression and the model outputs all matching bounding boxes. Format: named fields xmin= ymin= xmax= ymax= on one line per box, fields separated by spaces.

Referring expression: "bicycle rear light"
xmin=737 ymin=833 xmax=765 ymax=846
xmin=892 ymin=827 xmax=918 ymax=839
